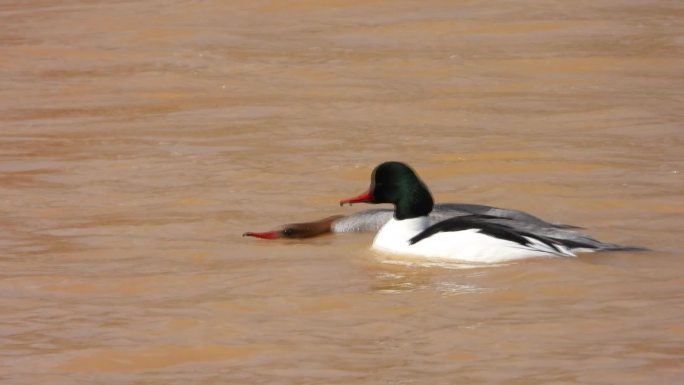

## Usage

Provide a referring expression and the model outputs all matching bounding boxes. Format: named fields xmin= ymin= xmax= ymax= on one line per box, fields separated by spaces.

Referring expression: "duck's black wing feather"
xmin=431 ymin=205 xmax=647 ymax=251
xmin=408 ymin=214 xmax=565 ymax=253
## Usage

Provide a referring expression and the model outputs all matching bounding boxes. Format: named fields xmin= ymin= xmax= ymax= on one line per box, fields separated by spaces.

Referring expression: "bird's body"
xmin=336 ymin=162 xmax=642 ymax=263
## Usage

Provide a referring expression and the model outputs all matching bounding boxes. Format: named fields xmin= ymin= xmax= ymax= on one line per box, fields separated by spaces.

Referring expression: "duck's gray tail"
xmin=553 ymin=237 xmax=650 ymax=252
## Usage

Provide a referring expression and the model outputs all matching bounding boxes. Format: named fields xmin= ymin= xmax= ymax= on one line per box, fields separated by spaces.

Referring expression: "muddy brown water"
xmin=1 ymin=1 xmax=683 ymax=384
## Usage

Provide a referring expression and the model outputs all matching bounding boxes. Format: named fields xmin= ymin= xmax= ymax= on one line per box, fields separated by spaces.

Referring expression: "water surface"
xmin=1 ymin=1 xmax=683 ymax=384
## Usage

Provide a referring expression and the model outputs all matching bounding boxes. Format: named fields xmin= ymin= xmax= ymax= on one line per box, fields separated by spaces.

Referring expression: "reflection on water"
xmin=373 ymin=270 xmax=491 ymax=295
xmin=1 ymin=1 xmax=683 ymax=384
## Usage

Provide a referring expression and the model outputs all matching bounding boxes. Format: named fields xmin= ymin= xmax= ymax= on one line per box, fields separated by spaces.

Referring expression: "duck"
xmin=334 ymin=161 xmax=642 ymax=263
xmin=244 ymin=162 xmax=642 ymax=260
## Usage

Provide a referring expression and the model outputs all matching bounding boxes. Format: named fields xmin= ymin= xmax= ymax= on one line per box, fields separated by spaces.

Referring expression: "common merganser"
xmin=334 ymin=161 xmax=642 ymax=263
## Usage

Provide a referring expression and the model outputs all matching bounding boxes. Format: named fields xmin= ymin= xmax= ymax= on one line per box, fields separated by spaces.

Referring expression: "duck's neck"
xmin=390 ymin=216 xmax=430 ymax=232
xmin=394 ymin=186 xmax=434 ymax=220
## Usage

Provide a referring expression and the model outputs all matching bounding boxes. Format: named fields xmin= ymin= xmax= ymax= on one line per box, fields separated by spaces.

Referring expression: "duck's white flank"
xmin=372 ymin=217 xmax=576 ymax=264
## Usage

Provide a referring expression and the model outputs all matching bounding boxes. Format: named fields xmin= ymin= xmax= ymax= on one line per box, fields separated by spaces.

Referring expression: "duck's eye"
xmin=282 ymin=228 xmax=296 ymax=237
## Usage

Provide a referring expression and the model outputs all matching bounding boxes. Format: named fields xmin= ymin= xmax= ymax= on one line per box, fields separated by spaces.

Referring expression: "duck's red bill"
xmin=242 ymin=231 xmax=280 ymax=240
xmin=340 ymin=190 xmax=373 ymax=206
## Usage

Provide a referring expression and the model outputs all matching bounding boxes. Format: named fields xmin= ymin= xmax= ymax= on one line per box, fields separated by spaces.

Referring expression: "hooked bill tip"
xmin=339 ymin=190 xmax=373 ymax=206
